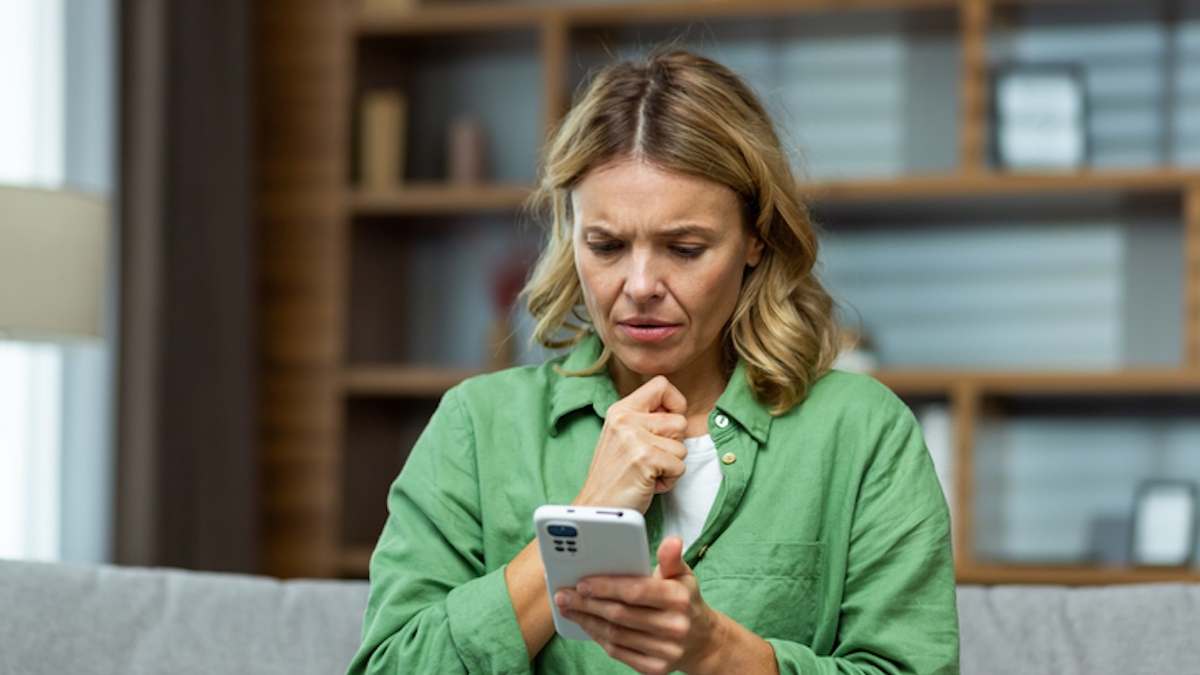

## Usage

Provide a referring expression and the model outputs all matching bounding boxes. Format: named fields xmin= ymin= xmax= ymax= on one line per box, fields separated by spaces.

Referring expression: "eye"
xmin=670 ymin=245 xmax=705 ymax=259
xmin=586 ymin=240 xmax=622 ymax=256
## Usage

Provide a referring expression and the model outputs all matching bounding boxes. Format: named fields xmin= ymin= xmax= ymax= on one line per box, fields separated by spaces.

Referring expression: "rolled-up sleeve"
xmin=347 ymin=387 xmax=532 ymax=675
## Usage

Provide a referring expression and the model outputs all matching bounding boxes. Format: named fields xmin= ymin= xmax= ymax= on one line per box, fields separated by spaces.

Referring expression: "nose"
xmin=624 ymin=248 xmax=664 ymax=304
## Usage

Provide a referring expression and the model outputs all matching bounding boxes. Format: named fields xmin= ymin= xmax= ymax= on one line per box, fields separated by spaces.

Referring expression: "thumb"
xmin=653 ymin=535 xmax=690 ymax=580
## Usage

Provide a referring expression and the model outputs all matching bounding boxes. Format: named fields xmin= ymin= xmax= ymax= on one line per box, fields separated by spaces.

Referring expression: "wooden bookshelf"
xmin=346 ymin=170 xmax=1200 ymax=217
xmin=808 ymin=169 xmax=1200 ymax=204
xmin=258 ymin=0 xmax=1200 ymax=585
xmin=338 ymin=545 xmax=376 ymax=578
xmin=342 ymin=365 xmax=483 ymax=397
xmin=877 ymin=369 xmax=1200 ymax=397
xmin=350 ymin=183 xmax=531 ymax=215
xmin=957 ymin=563 xmax=1200 ymax=586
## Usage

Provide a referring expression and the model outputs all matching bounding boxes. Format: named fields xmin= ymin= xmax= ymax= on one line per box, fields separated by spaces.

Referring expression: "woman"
xmin=348 ymin=50 xmax=958 ymax=675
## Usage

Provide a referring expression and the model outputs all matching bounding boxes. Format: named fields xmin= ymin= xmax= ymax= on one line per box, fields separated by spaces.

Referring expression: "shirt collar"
xmin=547 ymin=332 xmax=774 ymax=442
xmin=712 ymin=360 xmax=772 ymax=444
xmin=547 ymin=333 xmax=621 ymax=437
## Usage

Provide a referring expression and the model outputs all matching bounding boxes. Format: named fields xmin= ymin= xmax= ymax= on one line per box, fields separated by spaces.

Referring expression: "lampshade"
xmin=0 ymin=184 xmax=109 ymax=341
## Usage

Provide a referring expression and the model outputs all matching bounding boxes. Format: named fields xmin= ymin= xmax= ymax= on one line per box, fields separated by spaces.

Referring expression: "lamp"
xmin=0 ymin=184 xmax=109 ymax=341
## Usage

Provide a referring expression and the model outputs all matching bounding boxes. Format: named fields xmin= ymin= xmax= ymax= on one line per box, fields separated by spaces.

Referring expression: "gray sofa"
xmin=2 ymin=558 xmax=1198 ymax=674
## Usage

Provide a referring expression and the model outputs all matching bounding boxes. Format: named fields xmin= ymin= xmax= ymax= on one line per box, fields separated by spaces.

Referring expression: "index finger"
xmin=619 ymin=376 xmax=687 ymax=415
xmin=576 ymin=574 xmax=686 ymax=611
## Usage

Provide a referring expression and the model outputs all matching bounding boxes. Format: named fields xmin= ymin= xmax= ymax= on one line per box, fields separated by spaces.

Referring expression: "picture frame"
xmin=992 ymin=64 xmax=1089 ymax=171
xmin=1130 ymin=480 xmax=1197 ymax=567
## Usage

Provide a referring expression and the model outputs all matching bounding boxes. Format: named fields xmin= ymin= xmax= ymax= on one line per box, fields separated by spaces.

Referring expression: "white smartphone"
xmin=533 ymin=504 xmax=652 ymax=640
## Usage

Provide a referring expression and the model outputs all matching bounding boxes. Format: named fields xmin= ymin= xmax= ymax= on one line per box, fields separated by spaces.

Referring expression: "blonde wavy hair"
xmin=523 ymin=49 xmax=840 ymax=413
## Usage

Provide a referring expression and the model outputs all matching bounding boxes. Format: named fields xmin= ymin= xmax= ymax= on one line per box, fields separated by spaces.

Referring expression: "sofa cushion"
xmin=958 ymin=583 xmax=1200 ymax=675
xmin=6 ymin=558 xmax=1200 ymax=674
xmin=0 ymin=558 xmax=369 ymax=675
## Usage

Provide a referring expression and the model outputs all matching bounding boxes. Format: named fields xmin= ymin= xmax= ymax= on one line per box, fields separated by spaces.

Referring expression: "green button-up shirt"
xmin=349 ymin=334 xmax=959 ymax=675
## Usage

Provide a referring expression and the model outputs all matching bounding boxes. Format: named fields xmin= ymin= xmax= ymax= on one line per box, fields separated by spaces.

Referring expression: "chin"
xmin=611 ymin=351 xmax=681 ymax=378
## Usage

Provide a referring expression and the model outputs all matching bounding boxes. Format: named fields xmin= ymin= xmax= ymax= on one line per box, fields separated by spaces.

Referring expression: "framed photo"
xmin=1131 ymin=480 xmax=1197 ymax=567
xmin=992 ymin=65 xmax=1088 ymax=171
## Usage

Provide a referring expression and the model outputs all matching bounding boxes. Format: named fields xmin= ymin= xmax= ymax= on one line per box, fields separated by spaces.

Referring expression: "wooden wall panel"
xmin=255 ymin=0 xmax=349 ymax=578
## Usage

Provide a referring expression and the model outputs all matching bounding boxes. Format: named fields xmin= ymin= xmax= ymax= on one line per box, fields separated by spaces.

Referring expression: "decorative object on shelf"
xmin=358 ymin=88 xmax=407 ymax=190
xmin=1087 ymin=514 xmax=1132 ymax=566
xmin=0 ymin=184 xmax=109 ymax=342
xmin=1130 ymin=480 xmax=1197 ymax=567
xmin=833 ymin=326 xmax=878 ymax=373
xmin=486 ymin=257 xmax=530 ymax=371
xmin=992 ymin=65 xmax=1088 ymax=171
xmin=448 ymin=116 xmax=488 ymax=186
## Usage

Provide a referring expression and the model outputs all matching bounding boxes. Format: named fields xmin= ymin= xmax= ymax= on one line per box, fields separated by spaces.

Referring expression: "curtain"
xmin=116 ymin=0 xmax=257 ymax=573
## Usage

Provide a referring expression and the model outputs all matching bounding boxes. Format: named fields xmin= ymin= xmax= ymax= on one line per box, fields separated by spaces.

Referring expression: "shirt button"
xmin=714 ymin=414 xmax=730 ymax=429
xmin=722 ymin=452 xmax=736 ymax=465
xmin=698 ymin=544 xmax=709 ymax=558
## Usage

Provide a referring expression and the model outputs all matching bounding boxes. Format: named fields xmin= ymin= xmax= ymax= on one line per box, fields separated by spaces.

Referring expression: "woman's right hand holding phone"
xmin=507 ymin=376 xmax=689 ymax=659
xmin=573 ymin=375 xmax=689 ymax=513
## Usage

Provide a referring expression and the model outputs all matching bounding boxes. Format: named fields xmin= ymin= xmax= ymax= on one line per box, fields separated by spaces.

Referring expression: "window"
xmin=0 ymin=0 xmax=115 ymax=562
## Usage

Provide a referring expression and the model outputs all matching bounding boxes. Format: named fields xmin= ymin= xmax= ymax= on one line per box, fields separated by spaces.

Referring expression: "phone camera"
xmin=547 ymin=524 xmax=577 ymax=537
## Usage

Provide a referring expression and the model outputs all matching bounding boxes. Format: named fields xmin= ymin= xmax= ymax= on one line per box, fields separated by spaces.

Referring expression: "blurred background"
xmin=3 ymin=0 xmax=1199 ymax=585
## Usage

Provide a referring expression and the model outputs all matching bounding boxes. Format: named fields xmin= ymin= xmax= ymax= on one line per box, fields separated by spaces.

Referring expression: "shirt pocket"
xmin=694 ymin=540 xmax=824 ymax=644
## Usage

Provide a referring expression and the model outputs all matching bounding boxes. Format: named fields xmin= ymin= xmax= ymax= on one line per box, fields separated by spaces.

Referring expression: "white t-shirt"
xmin=661 ymin=434 xmax=723 ymax=552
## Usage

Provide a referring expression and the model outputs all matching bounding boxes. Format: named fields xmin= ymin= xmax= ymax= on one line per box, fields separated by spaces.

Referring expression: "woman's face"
xmin=572 ymin=159 xmax=764 ymax=394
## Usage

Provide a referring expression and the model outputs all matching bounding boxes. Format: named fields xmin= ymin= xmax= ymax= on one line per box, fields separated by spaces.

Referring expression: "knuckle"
xmin=604 ymin=602 xmax=628 ymax=623
xmin=646 ymin=661 xmax=672 ymax=675
xmin=620 ymin=580 xmax=648 ymax=603
xmin=665 ymin=616 xmax=690 ymax=641
xmin=607 ymin=407 xmax=633 ymax=425
xmin=667 ymin=584 xmax=690 ymax=606
xmin=599 ymin=639 xmax=620 ymax=658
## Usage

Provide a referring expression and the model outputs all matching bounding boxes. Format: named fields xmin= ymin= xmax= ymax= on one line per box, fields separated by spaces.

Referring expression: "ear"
xmin=745 ymin=235 xmax=765 ymax=268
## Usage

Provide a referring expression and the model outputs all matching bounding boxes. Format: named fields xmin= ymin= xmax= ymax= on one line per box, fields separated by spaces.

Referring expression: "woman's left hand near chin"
xmin=553 ymin=537 xmax=777 ymax=675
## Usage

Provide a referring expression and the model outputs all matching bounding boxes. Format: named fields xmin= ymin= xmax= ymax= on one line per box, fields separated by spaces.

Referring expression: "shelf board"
xmin=958 ymin=562 xmax=1200 ymax=586
xmin=350 ymin=183 xmax=532 ymax=216
xmin=342 ymin=365 xmax=1200 ymax=399
xmin=357 ymin=0 xmax=1133 ymax=37
xmin=338 ymin=546 xmax=374 ymax=578
xmin=357 ymin=4 xmax=543 ymax=35
xmin=358 ymin=0 xmax=962 ymax=35
xmin=342 ymin=365 xmax=483 ymax=397
xmin=346 ymin=170 xmax=1200 ymax=218
xmin=567 ymin=0 xmax=959 ymax=27
xmin=807 ymin=168 xmax=1200 ymax=205
xmin=875 ymin=368 xmax=1200 ymax=397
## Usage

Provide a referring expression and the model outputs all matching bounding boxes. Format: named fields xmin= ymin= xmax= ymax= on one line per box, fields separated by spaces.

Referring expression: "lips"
xmin=617 ymin=319 xmax=681 ymax=343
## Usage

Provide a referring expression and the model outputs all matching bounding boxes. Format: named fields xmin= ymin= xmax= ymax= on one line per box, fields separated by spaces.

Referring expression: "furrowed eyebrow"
xmin=579 ymin=224 xmax=617 ymax=238
xmin=657 ymin=225 xmax=719 ymax=238
xmin=577 ymin=223 xmax=722 ymax=239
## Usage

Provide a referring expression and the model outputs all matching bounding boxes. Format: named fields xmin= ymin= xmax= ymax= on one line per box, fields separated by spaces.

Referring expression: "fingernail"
xmin=555 ymin=591 xmax=570 ymax=607
xmin=578 ymin=582 xmax=592 ymax=597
